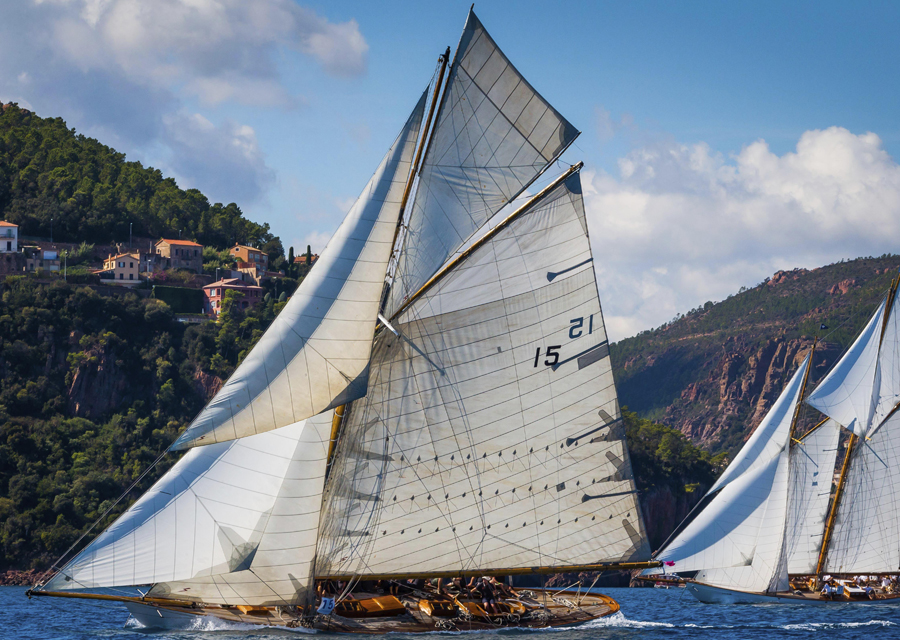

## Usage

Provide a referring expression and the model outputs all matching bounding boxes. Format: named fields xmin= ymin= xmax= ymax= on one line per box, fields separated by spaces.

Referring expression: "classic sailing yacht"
xmin=28 ymin=10 xmax=657 ymax=631
xmin=645 ymin=278 xmax=900 ymax=604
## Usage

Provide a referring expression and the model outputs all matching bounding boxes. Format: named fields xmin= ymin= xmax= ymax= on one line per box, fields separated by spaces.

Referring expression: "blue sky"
xmin=2 ymin=1 xmax=899 ymax=339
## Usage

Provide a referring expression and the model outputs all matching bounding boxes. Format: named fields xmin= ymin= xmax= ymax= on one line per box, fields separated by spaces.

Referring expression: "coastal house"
xmin=25 ymin=248 xmax=61 ymax=272
xmin=155 ymin=239 xmax=203 ymax=273
xmin=203 ymin=278 xmax=263 ymax=317
xmin=97 ymin=252 xmax=141 ymax=283
xmin=293 ymin=253 xmax=319 ymax=266
xmin=229 ymin=244 xmax=268 ymax=271
xmin=0 ymin=221 xmax=17 ymax=253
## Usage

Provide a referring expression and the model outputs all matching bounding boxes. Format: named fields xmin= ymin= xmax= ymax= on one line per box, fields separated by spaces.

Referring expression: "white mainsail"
xmin=385 ymin=9 xmax=579 ymax=318
xmin=824 ymin=411 xmax=900 ymax=573
xmin=44 ymin=412 xmax=333 ymax=605
xmin=784 ymin=419 xmax=841 ymax=574
xmin=171 ymin=93 xmax=427 ymax=450
xmin=806 ymin=298 xmax=887 ymax=437
xmin=652 ymin=355 xmax=810 ymax=593
xmin=316 ymin=171 xmax=649 ymax=578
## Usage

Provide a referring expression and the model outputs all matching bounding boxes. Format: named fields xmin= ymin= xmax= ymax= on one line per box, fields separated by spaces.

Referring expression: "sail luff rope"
xmin=388 ymin=162 xmax=583 ymax=323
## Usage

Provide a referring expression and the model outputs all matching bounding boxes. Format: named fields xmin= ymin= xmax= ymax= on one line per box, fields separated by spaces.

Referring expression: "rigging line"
xmin=33 ymin=445 xmax=172 ymax=591
xmin=397 ymin=296 xmax=492 ymax=554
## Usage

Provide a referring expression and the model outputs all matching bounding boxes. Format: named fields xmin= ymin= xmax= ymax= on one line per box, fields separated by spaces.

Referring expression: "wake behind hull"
xmin=687 ymin=581 xmax=900 ymax=605
xmin=124 ymin=588 xmax=618 ymax=633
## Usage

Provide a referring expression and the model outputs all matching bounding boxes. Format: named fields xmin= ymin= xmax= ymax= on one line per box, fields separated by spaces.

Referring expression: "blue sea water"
xmin=5 ymin=586 xmax=900 ymax=640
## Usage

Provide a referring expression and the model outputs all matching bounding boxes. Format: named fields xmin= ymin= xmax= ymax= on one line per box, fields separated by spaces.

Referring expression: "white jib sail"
xmin=171 ymin=93 xmax=427 ymax=450
xmin=385 ymin=9 xmax=579 ymax=318
xmin=654 ymin=355 xmax=810 ymax=593
xmin=316 ymin=172 xmax=649 ymax=578
xmin=806 ymin=298 xmax=887 ymax=437
xmin=870 ymin=291 xmax=900 ymax=437
xmin=44 ymin=412 xmax=334 ymax=606
xmin=825 ymin=410 xmax=900 ymax=574
xmin=784 ymin=419 xmax=841 ymax=574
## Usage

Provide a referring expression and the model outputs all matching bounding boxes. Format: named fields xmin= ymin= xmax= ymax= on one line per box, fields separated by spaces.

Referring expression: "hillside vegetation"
xmin=612 ymin=255 xmax=900 ymax=454
xmin=0 ymin=277 xmax=286 ymax=571
xmin=0 ymin=103 xmax=283 ymax=261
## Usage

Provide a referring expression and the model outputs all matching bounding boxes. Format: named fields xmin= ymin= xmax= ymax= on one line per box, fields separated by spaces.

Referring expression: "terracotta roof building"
xmin=203 ymin=278 xmax=263 ymax=317
xmin=230 ymin=244 xmax=268 ymax=270
xmin=155 ymin=238 xmax=203 ymax=273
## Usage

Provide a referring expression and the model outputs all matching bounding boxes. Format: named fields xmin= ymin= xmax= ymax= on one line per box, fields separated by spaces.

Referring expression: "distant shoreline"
xmin=0 ymin=570 xmax=41 ymax=586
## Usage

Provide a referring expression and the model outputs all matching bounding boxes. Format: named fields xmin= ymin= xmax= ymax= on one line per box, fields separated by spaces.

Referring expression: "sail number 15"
xmin=533 ymin=315 xmax=595 ymax=367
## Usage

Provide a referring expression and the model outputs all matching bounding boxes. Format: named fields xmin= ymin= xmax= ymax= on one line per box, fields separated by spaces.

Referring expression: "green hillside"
xmin=0 ymin=103 xmax=282 ymax=260
xmin=0 ymin=278 xmax=286 ymax=571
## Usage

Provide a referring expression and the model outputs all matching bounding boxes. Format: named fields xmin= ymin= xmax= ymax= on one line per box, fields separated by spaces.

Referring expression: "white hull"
xmin=687 ymin=581 xmax=900 ymax=605
xmin=125 ymin=602 xmax=206 ymax=629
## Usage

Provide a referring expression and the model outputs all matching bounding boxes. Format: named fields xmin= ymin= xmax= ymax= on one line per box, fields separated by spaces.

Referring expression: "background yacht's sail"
xmin=784 ymin=419 xmax=841 ymax=574
xmin=651 ymin=356 xmax=810 ymax=593
xmin=824 ymin=411 xmax=900 ymax=573
xmin=806 ymin=298 xmax=887 ymax=437
xmin=385 ymin=9 xmax=579 ymax=318
xmin=869 ymin=291 xmax=900 ymax=436
xmin=44 ymin=412 xmax=333 ymax=605
xmin=316 ymin=171 xmax=649 ymax=578
xmin=171 ymin=94 xmax=427 ymax=450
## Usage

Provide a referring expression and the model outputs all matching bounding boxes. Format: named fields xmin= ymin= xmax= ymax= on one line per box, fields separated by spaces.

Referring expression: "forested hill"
xmin=0 ymin=103 xmax=282 ymax=256
xmin=611 ymin=254 xmax=900 ymax=456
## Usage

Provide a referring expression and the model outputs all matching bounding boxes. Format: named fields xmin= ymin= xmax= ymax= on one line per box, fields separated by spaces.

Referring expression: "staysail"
xmin=784 ymin=419 xmax=841 ymax=574
xmin=651 ymin=355 xmax=810 ymax=593
xmin=385 ymin=9 xmax=579 ymax=318
xmin=316 ymin=170 xmax=649 ymax=578
xmin=44 ymin=412 xmax=334 ymax=605
xmin=806 ymin=298 xmax=887 ymax=437
xmin=171 ymin=93 xmax=427 ymax=450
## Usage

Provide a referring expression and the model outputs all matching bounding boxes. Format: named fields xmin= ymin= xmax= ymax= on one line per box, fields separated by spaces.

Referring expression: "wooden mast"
xmin=788 ymin=338 xmax=817 ymax=447
xmin=388 ymin=47 xmax=450 ymax=258
xmin=814 ymin=431 xmax=855 ymax=582
xmin=326 ymin=49 xmax=451 ymax=477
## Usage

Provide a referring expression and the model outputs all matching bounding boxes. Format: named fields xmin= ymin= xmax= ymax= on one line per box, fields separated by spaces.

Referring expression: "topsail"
xmin=385 ymin=10 xmax=579 ymax=318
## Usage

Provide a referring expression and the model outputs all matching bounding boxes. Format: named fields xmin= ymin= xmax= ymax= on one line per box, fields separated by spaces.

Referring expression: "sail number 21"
xmin=533 ymin=315 xmax=595 ymax=367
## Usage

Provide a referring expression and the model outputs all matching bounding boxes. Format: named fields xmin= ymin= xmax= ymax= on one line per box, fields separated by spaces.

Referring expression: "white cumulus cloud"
xmin=585 ymin=126 xmax=900 ymax=341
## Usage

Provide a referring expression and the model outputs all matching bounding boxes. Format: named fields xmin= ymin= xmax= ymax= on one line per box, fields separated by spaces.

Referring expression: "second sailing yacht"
xmin=645 ymin=277 xmax=900 ymax=604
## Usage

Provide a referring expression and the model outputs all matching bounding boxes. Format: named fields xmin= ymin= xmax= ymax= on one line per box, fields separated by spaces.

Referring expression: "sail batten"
xmin=171 ymin=92 xmax=428 ymax=450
